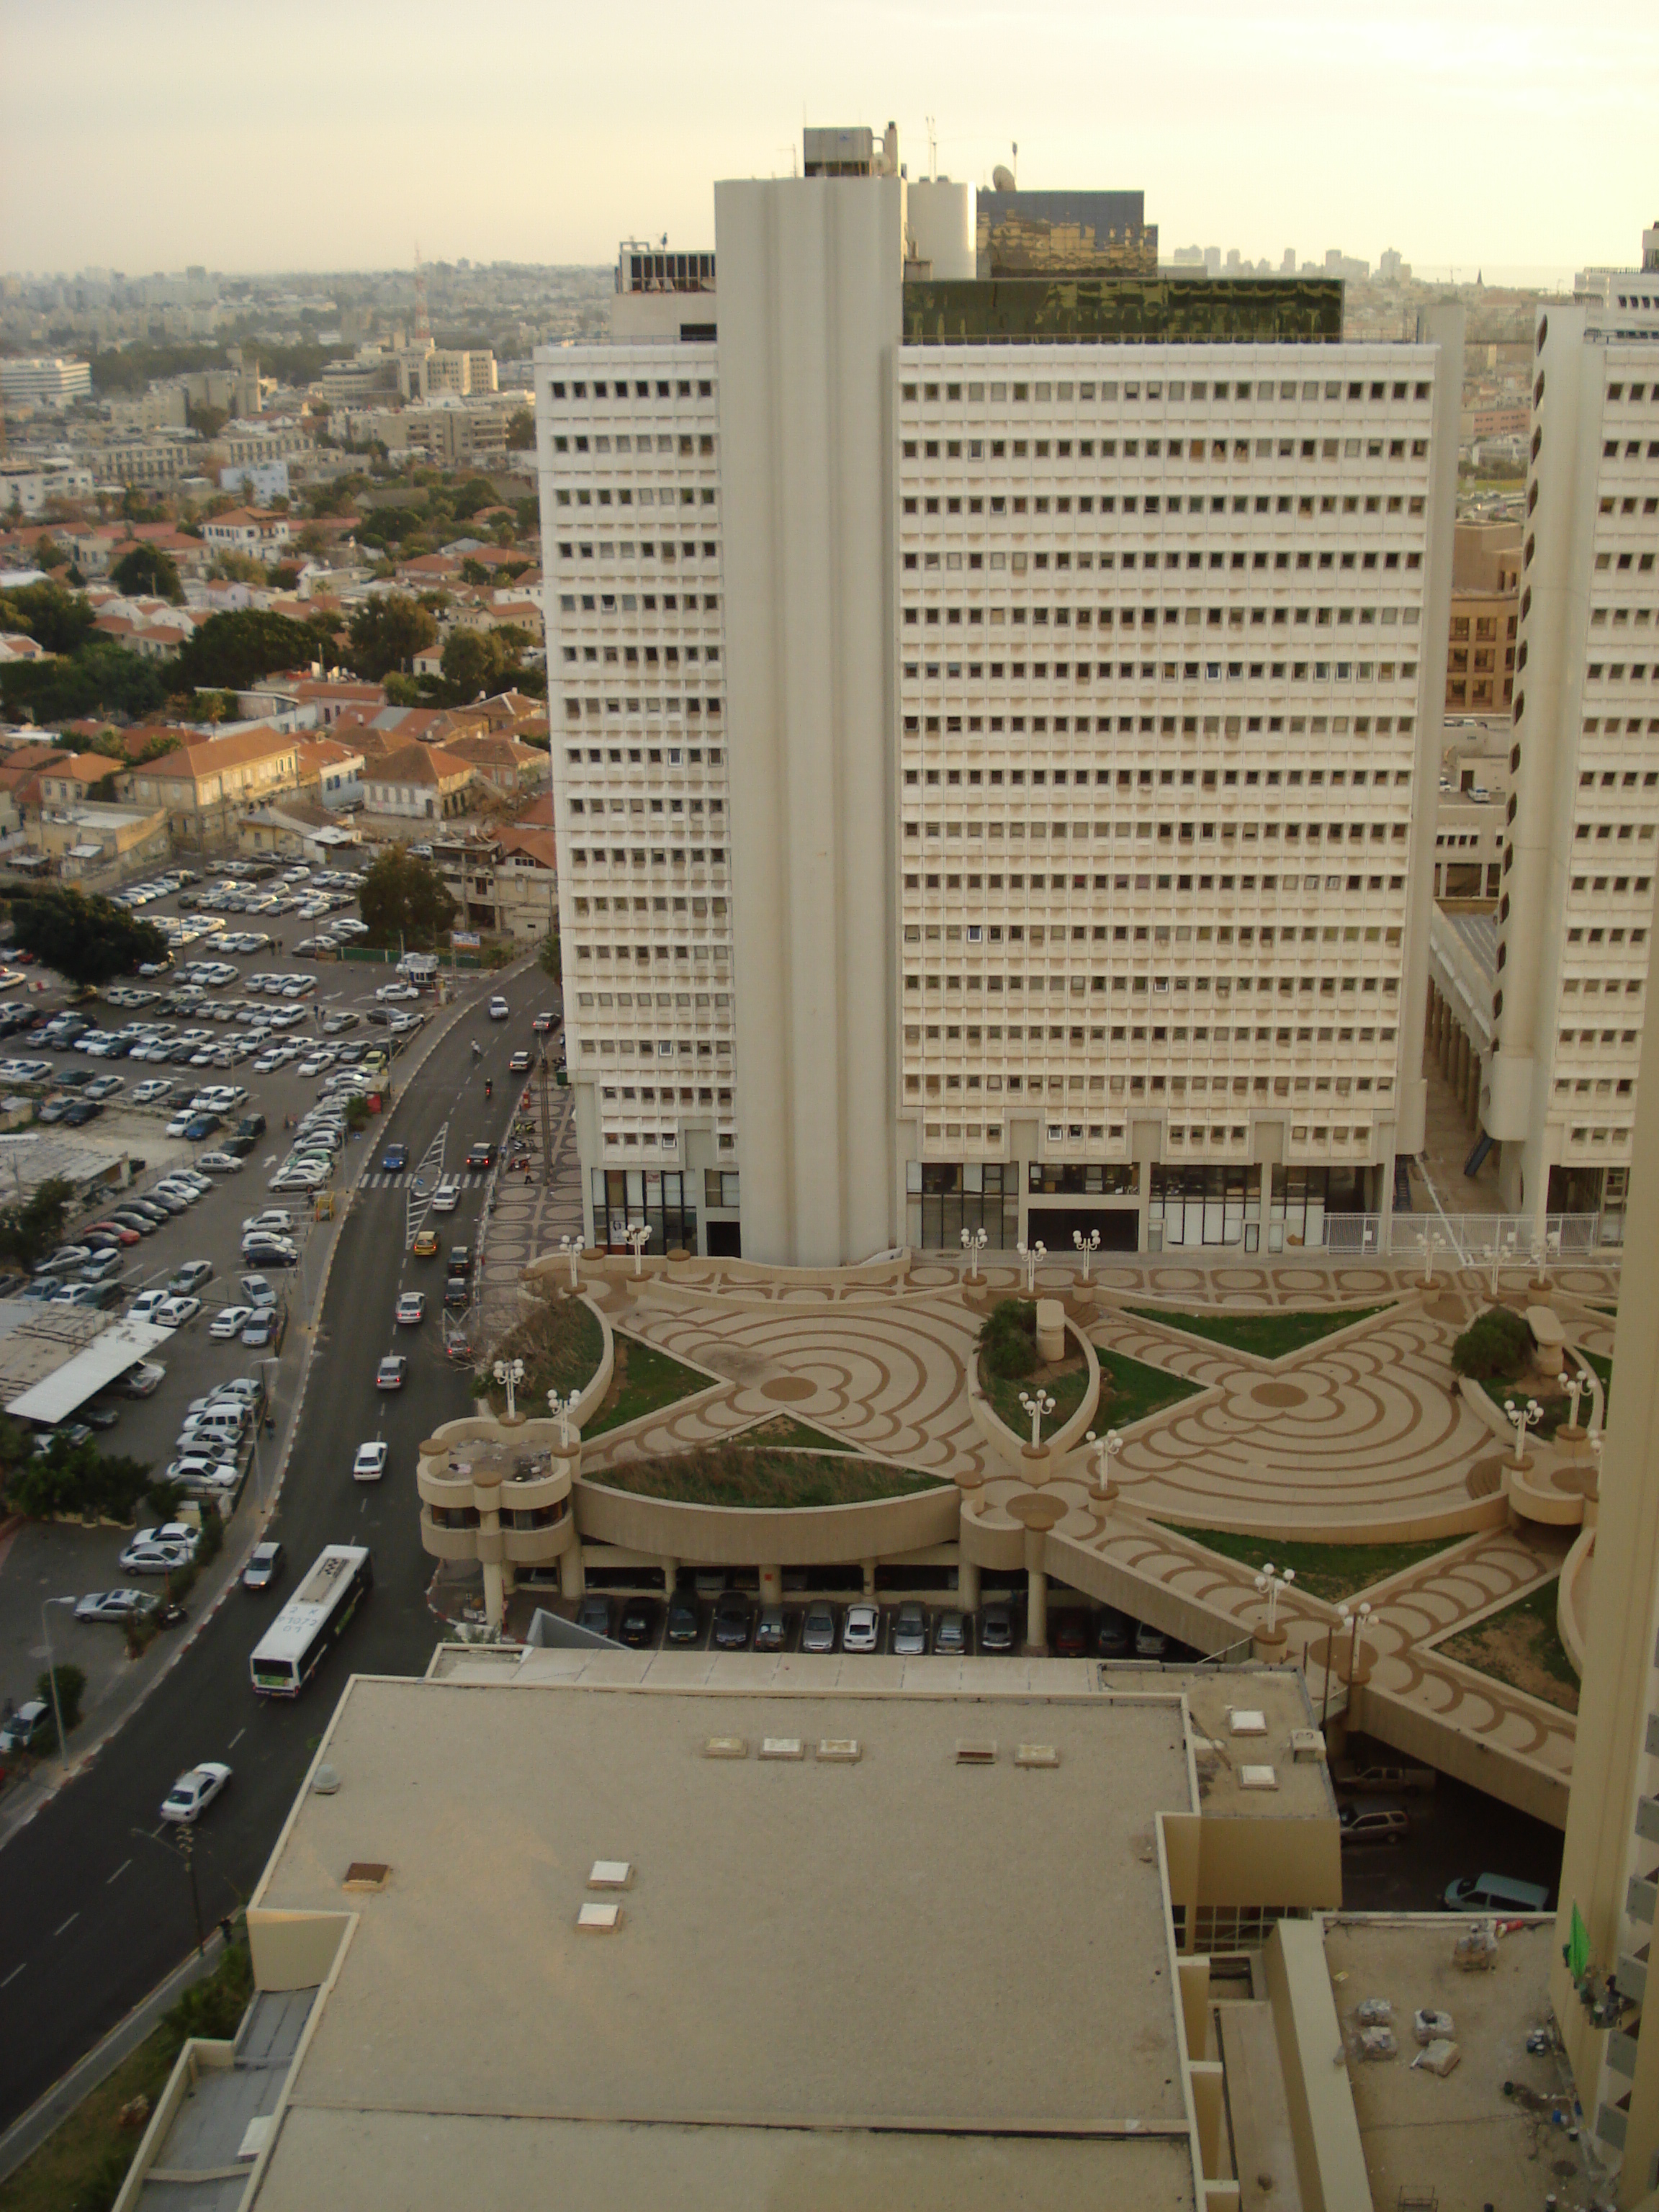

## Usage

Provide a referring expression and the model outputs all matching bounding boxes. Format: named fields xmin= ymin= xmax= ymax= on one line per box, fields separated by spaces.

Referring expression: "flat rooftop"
xmin=248 ymin=1668 xmax=1203 ymax=2208
xmin=1323 ymin=1915 xmax=1601 ymax=2209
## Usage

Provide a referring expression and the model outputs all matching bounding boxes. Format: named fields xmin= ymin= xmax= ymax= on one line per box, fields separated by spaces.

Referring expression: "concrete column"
xmin=559 ymin=1540 xmax=585 ymax=1601
xmin=1190 ymin=2061 xmax=1225 ymax=2181
xmin=1023 ymin=1527 xmax=1048 ymax=1653
xmin=758 ymin=1563 xmax=783 ymax=1606
xmin=861 ymin=1559 xmax=877 ymax=1599
xmin=482 ymin=1560 xmax=505 ymax=1628
xmin=956 ymin=1555 xmax=980 ymax=1610
xmin=1467 ymin=1050 xmax=1482 ymax=1122
xmin=660 ymin=1556 xmax=678 ymax=1598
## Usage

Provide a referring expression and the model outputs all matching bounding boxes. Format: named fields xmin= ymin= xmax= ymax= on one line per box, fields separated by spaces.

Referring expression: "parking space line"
xmin=53 ymin=1913 xmax=78 ymax=1939
xmin=1 ymin=1961 xmax=24 ymax=1987
xmin=107 ymin=1858 xmax=132 ymax=1884
xmin=228 ymin=1727 xmax=246 ymax=1749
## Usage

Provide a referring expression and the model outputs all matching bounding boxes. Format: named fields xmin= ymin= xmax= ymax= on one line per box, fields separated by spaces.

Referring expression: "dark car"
xmin=182 ymin=1113 xmax=221 ymax=1141
xmin=979 ymin=1603 xmax=1015 ymax=1653
xmin=576 ymin=1593 xmax=613 ymax=1640
xmin=1052 ymin=1611 xmax=1089 ymax=1658
xmin=63 ymin=1100 xmax=104 ymax=1127
xmin=443 ymin=1275 xmax=469 ymax=1311
xmin=242 ymin=1541 xmax=285 ymax=1592
xmin=754 ymin=1605 xmax=786 ymax=1652
xmin=618 ymin=1598 xmax=658 ymax=1647
xmin=711 ymin=1593 xmax=751 ymax=1650
xmin=448 ymin=1246 xmax=472 ymax=1277
xmin=222 ymin=1134 xmax=256 ymax=1158
xmin=465 ymin=1141 xmax=495 ymax=1170
xmin=1095 ymin=1606 xmax=1133 ymax=1658
xmin=665 ymin=1591 xmax=701 ymax=1645
xmin=235 ymin=1112 xmax=266 ymax=1139
xmin=382 ymin=1143 xmax=409 ymax=1172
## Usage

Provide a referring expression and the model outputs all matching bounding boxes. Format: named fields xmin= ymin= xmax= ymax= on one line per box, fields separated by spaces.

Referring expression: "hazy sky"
xmin=2 ymin=0 xmax=1652 ymax=279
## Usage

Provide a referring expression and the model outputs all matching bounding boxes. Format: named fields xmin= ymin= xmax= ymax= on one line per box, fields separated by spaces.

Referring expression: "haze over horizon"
xmin=1 ymin=0 xmax=1653 ymax=280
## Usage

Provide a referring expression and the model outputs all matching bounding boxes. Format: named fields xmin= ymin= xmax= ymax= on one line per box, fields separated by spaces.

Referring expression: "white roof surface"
xmin=5 ymin=1316 xmax=174 ymax=1422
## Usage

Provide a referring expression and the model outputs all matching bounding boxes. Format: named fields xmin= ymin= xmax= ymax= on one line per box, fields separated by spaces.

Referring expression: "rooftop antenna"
xmin=1012 ymin=141 xmax=1019 ymax=186
xmin=926 ymin=114 xmax=938 ymax=180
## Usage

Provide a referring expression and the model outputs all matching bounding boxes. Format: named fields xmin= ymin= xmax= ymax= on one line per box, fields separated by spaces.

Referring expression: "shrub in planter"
xmin=37 ymin=1661 xmax=86 ymax=1732
xmin=1450 ymin=1305 xmax=1534 ymax=1381
xmin=979 ymin=1297 xmax=1038 ymax=1380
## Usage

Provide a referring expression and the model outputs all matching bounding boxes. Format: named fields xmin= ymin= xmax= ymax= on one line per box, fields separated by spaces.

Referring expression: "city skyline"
xmin=1 ymin=0 xmax=1653 ymax=275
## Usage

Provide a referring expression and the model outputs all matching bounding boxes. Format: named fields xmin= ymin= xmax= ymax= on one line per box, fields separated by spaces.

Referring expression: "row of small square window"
xmin=905 ymin=769 xmax=1411 ymax=794
xmin=903 ymin=872 xmax=1408 ymax=898
xmin=547 ymin=378 xmax=714 ymax=401
xmin=1592 ymin=544 xmax=1658 ymax=569
xmin=567 ymin=848 xmax=727 ymax=867
xmin=557 ymin=543 xmax=719 ymax=564
xmin=902 ymin=656 xmax=1419 ymax=685
xmin=565 ymin=747 xmax=721 ymax=768
xmin=902 ymin=493 xmax=1426 ymax=521
xmin=552 ymin=433 xmax=715 ymax=455
xmin=558 ymin=593 xmax=719 ymax=614
xmin=902 ymin=436 xmax=1427 ymax=464
xmin=899 ymin=377 xmax=1431 ymax=405
xmin=903 ymin=711 xmax=1411 ymax=741
xmin=1584 ymin=665 xmax=1659 ymax=681
xmin=1602 ymin=441 xmax=1659 ymax=460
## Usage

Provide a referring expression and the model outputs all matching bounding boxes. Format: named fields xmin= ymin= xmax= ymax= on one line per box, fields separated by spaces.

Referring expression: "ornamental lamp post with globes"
xmin=961 ymin=1226 xmax=987 ymax=1280
xmin=1018 ymin=1387 xmax=1056 ymax=1449
xmin=1502 ymin=1393 xmax=1543 ymax=1468
xmin=1084 ymin=1426 xmax=1123 ymax=1500
xmin=547 ymin=1388 xmax=577 ymax=1449
xmin=1073 ymin=1226 xmax=1101 ymax=1282
xmin=625 ymin=1223 xmax=650 ymax=1277
xmin=493 ymin=1357 xmax=526 ymax=1421
xmin=1252 ymin=1561 xmax=1295 ymax=1638
xmin=559 ymin=1233 xmax=580 ymax=1290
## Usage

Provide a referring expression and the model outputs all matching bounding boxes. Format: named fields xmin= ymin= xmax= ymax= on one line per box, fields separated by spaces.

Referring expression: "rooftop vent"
xmin=817 ymin=1738 xmax=861 ymax=1763
xmin=1228 ymin=1709 xmax=1268 ymax=1736
xmin=341 ymin=1861 xmax=390 ymax=1891
xmin=760 ymin=1737 xmax=804 ymax=1761
xmin=956 ymin=1740 xmax=997 ymax=1766
xmin=703 ymin=1735 xmax=747 ymax=1758
xmin=1239 ymin=1765 xmax=1280 ymax=1791
xmin=577 ymin=1901 xmax=623 ymax=1932
xmin=1015 ymin=1743 xmax=1060 ymax=1768
xmin=1290 ymin=1727 xmax=1327 ymax=1763
xmin=588 ymin=1860 xmax=633 ymax=1889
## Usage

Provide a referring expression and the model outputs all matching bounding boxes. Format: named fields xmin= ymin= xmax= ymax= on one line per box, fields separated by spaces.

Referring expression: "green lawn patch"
xmin=1126 ymin=1304 xmax=1388 ymax=1358
xmin=980 ymin=1354 xmax=1092 ymax=1442
xmin=0 ymin=1935 xmax=252 ymax=2212
xmin=742 ymin=1413 xmax=855 ymax=1452
xmin=585 ymin=1331 xmax=712 ymax=1437
xmin=1158 ymin=1524 xmax=1462 ymax=1604
xmin=589 ymin=1443 xmax=945 ymax=1510
xmin=1097 ymin=1347 xmax=1204 ymax=1427
xmin=478 ymin=1292 xmax=603 ymax=1416
xmin=1439 ymin=1581 xmax=1578 ymax=1715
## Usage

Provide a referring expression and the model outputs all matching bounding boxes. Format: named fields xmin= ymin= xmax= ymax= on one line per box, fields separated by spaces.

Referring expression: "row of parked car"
xmin=572 ymin=1593 xmax=1191 ymax=1660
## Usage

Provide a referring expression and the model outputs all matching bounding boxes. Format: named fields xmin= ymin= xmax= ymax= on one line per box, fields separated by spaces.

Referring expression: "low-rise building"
xmin=118 ymin=726 xmax=301 ymax=845
xmin=293 ymin=736 xmax=365 ymax=809
xmin=361 ymin=742 xmax=475 ymax=821
xmin=0 ymin=458 xmax=96 ymax=515
xmin=199 ymin=506 xmax=292 ymax=559
xmin=30 ymin=798 xmax=169 ymax=873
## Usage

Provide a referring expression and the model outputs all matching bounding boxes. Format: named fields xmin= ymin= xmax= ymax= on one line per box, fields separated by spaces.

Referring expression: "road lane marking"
xmin=107 ymin=1858 xmax=132 ymax=1884
xmin=54 ymin=1913 xmax=78 ymax=1938
xmin=2 ymin=1962 xmax=24 ymax=1987
xmin=229 ymin=1727 xmax=246 ymax=1748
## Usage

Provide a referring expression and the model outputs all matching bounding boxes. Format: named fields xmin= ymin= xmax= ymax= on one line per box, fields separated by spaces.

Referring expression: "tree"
xmin=111 ymin=544 xmax=184 ymax=604
xmin=173 ymin=609 xmax=319 ymax=691
xmin=8 ymin=885 xmax=168 ymax=987
xmin=505 ymin=407 xmax=536 ymax=449
xmin=0 ymin=1177 xmax=76 ymax=1269
xmin=452 ymin=477 xmax=500 ymax=520
xmin=358 ymin=846 xmax=457 ymax=950
xmin=0 ymin=640 xmax=167 ymax=724
xmin=0 ymin=580 xmax=96 ymax=655
xmin=1450 ymin=1305 xmax=1533 ymax=1381
xmin=346 ymin=592 xmax=436 ymax=681
xmin=382 ymin=671 xmax=421 ymax=706
xmin=31 ymin=534 xmax=73 ymax=573
xmin=186 ymin=401 xmax=229 ymax=441
xmin=537 ymin=930 xmax=561 ymax=981
xmin=438 ymin=624 xmax=531 ymax=705
xmin=120 ymin=485 xmax=166 ymax=524
xmin=37 ymin=1663 xmax=85 ymax=1734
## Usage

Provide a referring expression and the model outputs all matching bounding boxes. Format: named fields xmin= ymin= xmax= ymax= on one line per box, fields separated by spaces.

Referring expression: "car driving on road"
xmin=376 ymin=1354 xmax=408 ymax=1390
xmin=395 ymin=1292 xmax=426 ymax=1326
xmin=159 ymin=1762 xmax=231 ymax=1825
xmin=353 ymin=1441 xmax=388 ymax=1482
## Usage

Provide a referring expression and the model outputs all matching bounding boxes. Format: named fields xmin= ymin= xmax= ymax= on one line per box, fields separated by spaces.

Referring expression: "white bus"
xmin=249 ymin=1545 xmax=373 ymax=1696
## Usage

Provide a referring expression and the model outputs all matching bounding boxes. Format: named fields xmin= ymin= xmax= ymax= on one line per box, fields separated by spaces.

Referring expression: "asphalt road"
xmin=0 ymin=961 xmax=549 ymax=2131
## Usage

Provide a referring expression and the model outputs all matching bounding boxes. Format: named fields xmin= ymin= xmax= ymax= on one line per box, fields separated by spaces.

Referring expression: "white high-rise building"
xmin=1476 ymin=276 xmax=1659 ymax=1249
xmin=536 ymin=127 xmax=1462 ymax=1268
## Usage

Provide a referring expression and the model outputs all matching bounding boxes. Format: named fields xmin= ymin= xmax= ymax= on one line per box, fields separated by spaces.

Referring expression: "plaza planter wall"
xmin=573 ymin=1477 xmax=960 ymax=1566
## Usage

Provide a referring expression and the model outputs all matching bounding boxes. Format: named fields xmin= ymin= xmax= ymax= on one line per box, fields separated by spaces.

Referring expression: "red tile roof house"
xmin=444 ymin=730 xmax=549 ymax=795
xmin=361 ymin=742 xmax=475 ymax=822
xmin=199 ymin=508 xmax=292 ymax=558
xmin=117 ymin=726 xmax=301 ymax=848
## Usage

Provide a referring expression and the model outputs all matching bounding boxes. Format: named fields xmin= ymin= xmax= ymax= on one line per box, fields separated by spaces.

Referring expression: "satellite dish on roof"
xmin=992 ymin=164 xmax=1015 ymax=192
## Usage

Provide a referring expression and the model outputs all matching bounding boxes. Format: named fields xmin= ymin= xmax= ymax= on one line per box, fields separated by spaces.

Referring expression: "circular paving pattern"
xmin=1251 ymin=1381 xmax=1308 ymax=1408
xmin=1467 ymin=1457 xmax=1507 ymax=1498
xmin=761 ymin=1376 xmax=816 ymax=1402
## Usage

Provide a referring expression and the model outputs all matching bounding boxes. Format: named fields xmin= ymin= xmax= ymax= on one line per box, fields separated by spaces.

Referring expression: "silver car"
xmin=892 ymin=1601 xmax=927 ymax=1656
xmin=801 ymin=1602 xmax=837 ymax=1654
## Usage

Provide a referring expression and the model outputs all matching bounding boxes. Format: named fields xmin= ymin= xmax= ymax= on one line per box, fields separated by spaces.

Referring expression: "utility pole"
xmin=176 ymin=1822 xmax=205 ymax=1954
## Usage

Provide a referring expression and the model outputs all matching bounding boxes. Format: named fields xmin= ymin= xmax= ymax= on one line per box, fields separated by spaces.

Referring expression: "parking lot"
xmin=0 ymin=854 xmax=510 ymax=1719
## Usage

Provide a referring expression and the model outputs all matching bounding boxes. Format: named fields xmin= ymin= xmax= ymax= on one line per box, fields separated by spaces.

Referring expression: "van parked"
xmin=1443 ymin=1871 xmax=1550 ymax=1913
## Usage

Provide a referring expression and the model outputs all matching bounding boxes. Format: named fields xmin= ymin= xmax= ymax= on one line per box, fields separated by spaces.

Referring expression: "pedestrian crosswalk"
xmin=362 ymin=1171 xmax=492 ymax=1191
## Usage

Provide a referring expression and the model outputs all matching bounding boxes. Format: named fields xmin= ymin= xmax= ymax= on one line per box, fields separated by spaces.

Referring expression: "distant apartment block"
xmin=0 ymin=355 xmax=91 ymax=408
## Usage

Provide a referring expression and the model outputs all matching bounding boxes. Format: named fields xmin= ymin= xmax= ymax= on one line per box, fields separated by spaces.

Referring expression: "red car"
xmin=86 ymin=1220 xmax=141 ymax=1246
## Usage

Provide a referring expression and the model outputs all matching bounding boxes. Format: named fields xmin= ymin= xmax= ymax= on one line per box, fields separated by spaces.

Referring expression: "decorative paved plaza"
xmin=555 ymin=1250 xmax=1618 ymax=1822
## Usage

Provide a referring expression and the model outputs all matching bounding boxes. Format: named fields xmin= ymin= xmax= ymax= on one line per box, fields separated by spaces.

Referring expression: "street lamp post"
xmin=1502 ymin=1394 xmax=1544 ymax=1468
xmin=960 ymin=1226 xmax=988 ymax=1280
xmin=1018 ymin=1387 xmax=1056 ymax=1449
xmin=1084 ymin=1426 xmax=1123 ymax=1499
xmin=1015 ymin=1239 xmax=1046 ymax=1295
xmin=1073 ymin=1227 xmax=1101 ymax=1282
xmin=40 ymin=1596 xmax=77 ymax=1775
xmin=493 ymin=1357 xmax=526 ymax=1421
xmin=559 ymin=1234 xmax=580 ymax=1291
xmin=1252 ymin=1562 xmax=1295 ymax=1637
xmin=1562 ymin=1369 xmax=1586 ymax=1433
xmin=1420 ymin=1231 xmax=1442 ymax=1287
xmin=1346 ymin=1600 xmax=1372 ymax=1696
xmin=624 ymin=1223 xmax=650 ymax=1277
xmin=547 ymin=1388 xmax=577 ymax=1449
xmin=1322 ymin=1606 xmax=1345 ymax=1735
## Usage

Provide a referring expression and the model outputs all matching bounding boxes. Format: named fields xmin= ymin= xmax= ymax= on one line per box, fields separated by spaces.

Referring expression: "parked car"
xmin=0 ymin=1701 xmax=53 ymax=1757
xmin=576 ymin=1593 xmax=613 ymax=1639
xmin=753 ymin=1605 xmax=786 ymax=1652
xmin=665 ymin=1591 xmax=701 ymax=1645
xmin=711 ymin=1593 xmax=752 ymax=1650
xmin=891 ymin=1601 xmax=928 ymax=1656
xmin=979 ymin=1603 xmax=1015 ymax=1653
xmin=240 ymin=1313 xmax=276 ymax=1347
xmin=1442 ymin=1871 xmax=1550 ymax=1913
xmin=618 ymin=1598 xmax=659 ymax=1647
xmin=122 ymin=1361 xmax=166 ymax=1397
xmin=1095 ymin=1606 xmax=1133 ymax=1658
xmin=1340 ymin=1804 xmax=1411 ymax=1848
xmin=933 ymin=1609 xmax=968 ymax=1655
xmin=842 ymin=1602 xmax=880 ymax=1653
xmin=209 ymin=1306 xmax=255 ymax=1339
xmin=1051 ymin=1611 xmax=1089 ymax=1658
xmin=801 ymin=1602 xmax=837 ymax=1654
xmin=73 ymin=1589 xmax=159 ymax=1624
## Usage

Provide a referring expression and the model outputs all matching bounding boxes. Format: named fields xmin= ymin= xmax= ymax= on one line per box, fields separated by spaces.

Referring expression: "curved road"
xmin=0 ymin=962 xmax=549 ymax=2130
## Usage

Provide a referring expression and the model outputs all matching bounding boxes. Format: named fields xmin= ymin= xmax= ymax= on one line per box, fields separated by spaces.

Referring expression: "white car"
xmin=243 ymin=1210 xmax=292 ymax=1235
xmin=130 ymin=1079 xmax=174 ymax=1105
xmin=160 ymin=1762 xmax=231 ymax=1825
xmin=122 ymin=1360 xmax=166 ymax=1397
xmin=166 ymin=1454 xmax=240 ymax=1490
xmin=352 ymin=1440 xmax=388 ymax=1483
xmin=376 ymin=982 xmax=420 ymax=1002
xmin=196 ymin=1151 xmax=243 ymax=1174
xmin=209 ymin=1305 xmax=254 ymax=1339
xmin=129 ymin=1290 xmax=172 ymax=1322
xmin=155 ymin=1295 xmax=202 ymax=1327
xmin=488 ymin=996 xmax=510 ymax=1020
xmin=842 ymin=1603 xmax=881 ymax=1653
xmin=430 ymin=1177 xmax=461 ymax=1212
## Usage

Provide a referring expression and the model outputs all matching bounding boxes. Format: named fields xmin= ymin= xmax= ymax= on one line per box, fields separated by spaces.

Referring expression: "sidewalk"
xmin=475 ymin=1082 xmax=582 ymax=1352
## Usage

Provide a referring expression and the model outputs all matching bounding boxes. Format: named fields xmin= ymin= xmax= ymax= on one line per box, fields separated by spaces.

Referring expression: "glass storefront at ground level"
xmin=1547 ymin=1164 xmax=1627 ymax=1245
xmin=1027 ymin=1163 xmax=1137 ymax=1197
xmin=592 ymin=1169 xmax=698 ymax=1254
xmin=1149 ymin=1164 xmax=1367 ymax=1251
xmin=906 ymin=1162 xmax=1019 ymax=1250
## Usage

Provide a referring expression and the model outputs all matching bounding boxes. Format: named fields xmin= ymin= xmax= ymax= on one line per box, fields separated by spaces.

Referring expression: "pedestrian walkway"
xmin=361 ymin=1170 xmax=492 ymax=1192
xmin=475 ymin=1088 xmax=582 ymax=1350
